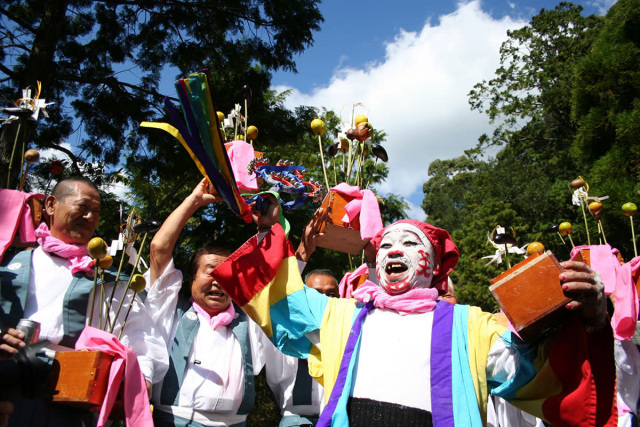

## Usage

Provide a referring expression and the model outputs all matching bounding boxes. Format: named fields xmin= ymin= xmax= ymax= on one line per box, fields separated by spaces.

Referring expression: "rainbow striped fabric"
xmin=141 ymin=70 xmax=251 ymax=221
xmin=212 ymin=224 xmax=617 ymax=426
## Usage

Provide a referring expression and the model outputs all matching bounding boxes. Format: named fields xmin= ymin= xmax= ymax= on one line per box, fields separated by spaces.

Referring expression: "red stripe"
xmin=542 ymin=314 xmax=617 ymax=427
xmin=210 ymin=223 xmax=295 ymax=306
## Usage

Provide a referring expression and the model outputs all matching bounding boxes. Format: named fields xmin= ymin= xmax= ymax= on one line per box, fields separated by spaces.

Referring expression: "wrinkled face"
xmin=191 ymin=254 xmax=231 ymax=316
xmin=46 ymin=182 xmax=101 ymax=245
xmin=376 ymin=224 xmax=436 ymax=295
xmin=306 ymin=274 xmax=339 ymax=298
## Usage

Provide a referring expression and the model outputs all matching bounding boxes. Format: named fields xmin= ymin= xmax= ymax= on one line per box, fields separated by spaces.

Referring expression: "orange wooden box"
xmin=489 ymin=251 xmax=570 ymax=341
xmin=51 ymin=350 xmax=113 ymax=410
xmin=315 ymin=190 xmax=369 ymax=255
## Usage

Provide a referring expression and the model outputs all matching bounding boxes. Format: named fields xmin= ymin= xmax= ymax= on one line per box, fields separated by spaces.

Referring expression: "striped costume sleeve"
xmin=484 ymin=311 xmax=617 ymax=427
xmin=211 ymin=223 xmax=329 ymax=358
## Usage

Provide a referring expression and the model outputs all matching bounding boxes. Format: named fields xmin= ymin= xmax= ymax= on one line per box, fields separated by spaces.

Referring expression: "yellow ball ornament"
xmin=310 ymin=119 xmax=326 ymax=136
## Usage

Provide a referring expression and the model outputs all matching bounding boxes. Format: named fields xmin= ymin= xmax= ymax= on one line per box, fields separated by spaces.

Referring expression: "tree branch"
xmin=0 ymin=7 xmax=37 ymax=34
xmin=38 ymin=140 xmax=83 ymax=176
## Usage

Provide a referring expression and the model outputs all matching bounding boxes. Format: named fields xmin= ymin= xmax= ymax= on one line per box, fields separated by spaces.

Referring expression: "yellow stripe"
xmin=318 ymin=297 xmax=358 ymax=403
xmin=241 ymin=255 xmax=305 ymax=338
xmin=140 ymin=122 xmax=210 ymax=181
xmin=467 ymin=307 xmax=508 ymax=422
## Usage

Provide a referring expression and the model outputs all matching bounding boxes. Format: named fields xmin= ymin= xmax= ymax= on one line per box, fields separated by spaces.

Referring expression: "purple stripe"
xmin=317 ymin=301 xmax=373 ymax=427
xmin=430 ymin=301 xmax=454 ymax=426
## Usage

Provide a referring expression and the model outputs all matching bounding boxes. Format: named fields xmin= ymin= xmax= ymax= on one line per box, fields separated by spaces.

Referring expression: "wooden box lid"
xmin=315 ymin=190 xmax=369 ymax=255
xmin=490 ymin=251 xmax=570 ymax=341
xmin=51 ymin=350 xmax=113 ymax=410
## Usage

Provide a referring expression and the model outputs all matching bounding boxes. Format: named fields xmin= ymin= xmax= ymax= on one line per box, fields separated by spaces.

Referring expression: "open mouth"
xmin=207 ymin=290 xmax=226 ymax=298
xmin=384 ymin=262 xmax=408 ymax=282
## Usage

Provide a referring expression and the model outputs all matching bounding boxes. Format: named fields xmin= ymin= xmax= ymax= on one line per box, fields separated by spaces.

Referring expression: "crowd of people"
xmin=0 ymin=176 xmax=638 ymax=427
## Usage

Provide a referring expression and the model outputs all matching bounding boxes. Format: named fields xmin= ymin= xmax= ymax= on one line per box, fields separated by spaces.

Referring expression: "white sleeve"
xmin=263 ymin=339 xmax=296 ymax=412
xmin=615 ymin=338 xmax=640 ymax=415
xmin=249 ymin=318 xmax=270 ymax=375
xmin=143 ymin=258 xmax=183 ymax=344
xmin=486 ymin=338 xmax=520 ymax=385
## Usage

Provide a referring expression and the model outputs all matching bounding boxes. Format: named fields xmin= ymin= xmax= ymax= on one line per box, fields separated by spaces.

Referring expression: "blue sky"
xmin=272 ymin=0 xmax=608 ymax=89
xmin=269 ymin=0 xmax=616 ymax=219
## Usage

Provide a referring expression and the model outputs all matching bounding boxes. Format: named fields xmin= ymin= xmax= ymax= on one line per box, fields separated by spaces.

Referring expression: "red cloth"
xmin=75 ymin=326 xmax=153 ymax=427
xmin=542 ymin=315 xmax=617 ymax=427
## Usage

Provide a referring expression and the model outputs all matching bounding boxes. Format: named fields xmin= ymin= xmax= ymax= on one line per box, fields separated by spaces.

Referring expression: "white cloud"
xmin=274 ymin=0 xmax=526 ymax=217
xmin=588 ymin=0 xmax=617 ymax=15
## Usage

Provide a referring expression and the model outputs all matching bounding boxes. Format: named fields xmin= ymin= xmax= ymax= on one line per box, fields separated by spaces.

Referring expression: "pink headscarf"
xmin=370 ymin=219 xmax=459 ymax=294
xmin=35 ymin=222 xmax=94 ymax=275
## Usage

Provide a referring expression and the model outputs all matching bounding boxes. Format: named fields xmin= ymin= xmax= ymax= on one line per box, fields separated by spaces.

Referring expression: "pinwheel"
xmin=141 ymin=69 xmax=252 ymax=221
xmin=481 ymin=226 xmax=525 ymax=269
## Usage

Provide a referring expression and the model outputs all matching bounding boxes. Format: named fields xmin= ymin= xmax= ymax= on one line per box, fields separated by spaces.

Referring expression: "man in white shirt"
xmin=145 ymin=178 xmax=272 ymax=427
xmin=0 ymin=176 xmax=168 ymax=426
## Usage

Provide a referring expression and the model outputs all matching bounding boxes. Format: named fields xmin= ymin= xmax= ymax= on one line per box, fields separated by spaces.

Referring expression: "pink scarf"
xmin=75 ymin=326 xmax=152 ymax=427
xmin=339 ymin=263 xmax=369 ymax=299
xmin=191 ymin=300 xmax=236 ymax=330
xmin=571 ymin=245 xmax=640 ymax=341
xmin=331 ymin=183 xmax=383 ymax=240
xmin=352 ymin=280 xmax=439 ymax=315
xmin=35 ymin=222 xmax=94 ymax=275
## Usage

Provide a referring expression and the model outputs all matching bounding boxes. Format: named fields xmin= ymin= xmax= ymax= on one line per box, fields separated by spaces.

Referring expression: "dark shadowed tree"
xmin=0 ymin=0 xmax=323 ymax=188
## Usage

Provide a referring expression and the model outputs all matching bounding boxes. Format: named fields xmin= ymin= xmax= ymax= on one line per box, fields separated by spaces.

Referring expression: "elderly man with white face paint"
xmin=211 ymin=215 xmax=616 ymax=427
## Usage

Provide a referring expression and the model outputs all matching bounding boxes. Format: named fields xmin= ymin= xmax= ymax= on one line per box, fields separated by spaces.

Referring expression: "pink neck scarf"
xmin=351 ymin=280 xmax=439 ymax=315
xmin=35 ymin=222 xmax=94 ymax=275
xmin=191 ymin=300 xmax=235 ymax=330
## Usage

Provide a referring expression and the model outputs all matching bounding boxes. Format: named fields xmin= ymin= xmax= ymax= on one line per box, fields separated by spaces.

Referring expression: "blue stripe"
xmin=270 ymin=287 xmax=328 ymax=358
xmin=451 ymin=305 xmax=482 ymax=426
xmin=490 ymin=331 xmax=537 ymax=399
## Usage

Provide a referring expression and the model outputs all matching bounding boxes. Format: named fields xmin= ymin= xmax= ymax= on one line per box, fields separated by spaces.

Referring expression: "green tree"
xmin=423 ymin=3 xmax=617 ymax=307
xmin=0 ymin=0 xmax=323 ymax=188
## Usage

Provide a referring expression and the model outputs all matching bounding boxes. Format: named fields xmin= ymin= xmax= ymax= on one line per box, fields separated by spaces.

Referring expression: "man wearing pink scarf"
xmin=0 ymin=177 xmax=168 ymax=427
xmin=145 ymin=178 xmax=272 ymax=427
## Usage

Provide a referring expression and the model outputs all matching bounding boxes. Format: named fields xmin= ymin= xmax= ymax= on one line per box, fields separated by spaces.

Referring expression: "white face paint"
xmin=376 ymin=224 xmax=436 ymax=295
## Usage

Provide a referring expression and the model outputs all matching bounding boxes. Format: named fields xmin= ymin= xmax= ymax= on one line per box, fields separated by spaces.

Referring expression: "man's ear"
xmin=44 ymin=195 xmax=57 ymax=216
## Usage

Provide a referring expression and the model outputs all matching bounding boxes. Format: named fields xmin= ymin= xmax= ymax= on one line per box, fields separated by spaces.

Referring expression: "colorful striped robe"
xmin=212 ymin=224 xmax=617 ymax=426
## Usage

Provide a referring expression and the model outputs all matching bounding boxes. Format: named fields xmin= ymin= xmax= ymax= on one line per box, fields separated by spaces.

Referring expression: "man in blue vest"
xmin=145 ymin=178 xmax=272 ymax=427
xmin=0 ymin=176 xmax=168 ymax=426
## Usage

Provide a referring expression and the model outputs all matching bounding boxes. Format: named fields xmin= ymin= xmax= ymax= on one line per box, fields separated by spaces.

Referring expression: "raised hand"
xmin=296 ymin=208 xmax=326 ymax=263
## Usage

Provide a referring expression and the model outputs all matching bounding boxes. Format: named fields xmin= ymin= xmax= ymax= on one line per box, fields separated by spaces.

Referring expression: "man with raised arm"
xmin=145 ymin=178 xmax=273 ymax=427
xmin=211 ymin=203 xmax=616 ymax=426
